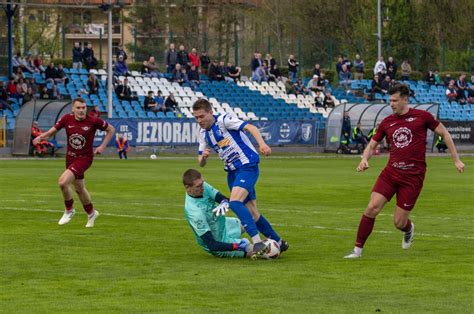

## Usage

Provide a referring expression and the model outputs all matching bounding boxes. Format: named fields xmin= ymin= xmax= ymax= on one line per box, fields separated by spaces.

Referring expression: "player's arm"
xmin=434 ymin=123 xmax=465 ymax=173
xmin=243 ymin=124 xmax=271 ymax=156
xmin=357 ymin=139 xmax=379 ymax=172
xmin=198 ymin=148 xmax=211 ymax=167
xmin=32 ymin=127 xmax=58 ymax=145
xmin=200 ymin=232 xmax=250 ymax=253
xmin=95 ymin=124 xmax=115 ymax=155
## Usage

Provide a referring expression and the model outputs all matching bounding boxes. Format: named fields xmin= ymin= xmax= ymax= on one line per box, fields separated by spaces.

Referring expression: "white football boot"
xmin=58 ymin=209 xmax=75 ymax=225
xmin=402 ymin=222 xmax=415 ymax=249
xmin=85 ymin=210 xmax=100 ymax=228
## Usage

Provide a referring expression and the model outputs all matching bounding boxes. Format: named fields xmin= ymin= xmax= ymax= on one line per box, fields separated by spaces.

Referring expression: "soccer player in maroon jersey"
xmin=344 ymin=84 xmax=465 ymax=258
xmin=32 ymin=98 xmax=115 ymax=227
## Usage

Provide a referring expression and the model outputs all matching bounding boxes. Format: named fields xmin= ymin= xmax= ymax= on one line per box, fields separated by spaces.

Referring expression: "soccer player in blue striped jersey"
xmin=192 ymin=99 xmax=288 ymax=258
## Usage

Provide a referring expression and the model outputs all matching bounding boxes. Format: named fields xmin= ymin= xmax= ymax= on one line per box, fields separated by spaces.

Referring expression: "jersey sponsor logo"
xmin=69 ymin=133 xmax=86 ymax=150
xmin=217 ymin=137 xmax=230 ymax=148
xmin=392 ymin=127 xmax=413 ymax=148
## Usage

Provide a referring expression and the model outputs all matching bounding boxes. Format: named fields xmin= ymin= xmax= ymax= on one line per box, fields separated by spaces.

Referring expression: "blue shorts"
xmin=227 ymin=164 xmax=259 ymax=201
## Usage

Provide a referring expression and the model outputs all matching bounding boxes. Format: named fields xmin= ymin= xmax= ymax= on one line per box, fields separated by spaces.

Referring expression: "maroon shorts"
xmin=66 ymin=156 xmax=93 ymax=180
xmin=372 ymin=167 xmax=425 ymax=211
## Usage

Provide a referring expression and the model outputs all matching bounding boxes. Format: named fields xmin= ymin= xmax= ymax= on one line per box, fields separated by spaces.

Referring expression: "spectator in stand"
xmin=48 ymin=85 xmax=60 ymax=100
xmin=456 ymin=74 xmax=468 ymax=104
xmin=322 ymin=89 xmax=336 ymax=109
xmin=188 ymin=65 xmax=201 ymax=88
xmin=56 ymin=64 xmax=68 ymax=85
xmin=142 ymin=56 xmax=164 ymax=78
xmin=200 ymin=51 xmax=210 ymax=74
xmin=252 ymin=63 xmax=267 ymax=83
xmin=353 ymin=54 xmax=365 ymax=80
xmin=22 ymin=87 xmax=34 ymax=106
xmin=294 ymin=79 xmax=309 ymax=95
xmin=425 ymin=71 xmax=436 ymax=85
xmin=434 ymin=70 xmax=442 ymax=86
xmin=188 ymin=48 xmax=200 ymax=70
xmin=370 ymin=74 xmax=384 ymax=96
xmin=445 ymin=80 xmax=458 ymax=103
xmin=380 ymin=75 xmax=392 ymax=92
xmin=226 ymin=62 xmax=241 ymax=82
xmin=400 ymin=60 xmax=411 ymax=81
xmin=44 ymin=63 xmax=57 ymax=83
xmin=342 ymin=55 xmax=352 ymax=72
xmin=271 ymin=64 xmax=283 ymax=81
xmin=115 ymin=78 xmax=137 ymax=101
xmin=209 ymin=60 xmax=224 ymax=82
xmin=116 ymin=44 xmax=128 ymax=61
xmin=287 ymin=54 xmax=298 ymax=81
xmin=307 ymin=75 xmax=320 ymax=92
xmin=162 ymin=93 xmax=178 ymax=113
xmin=265 ymin=54 xmax=277 ymax=74
xmin=467 ymin=85 xmax=474 ymax=104
xmin=39 ymin=85 xmax=49 ymax=99
xmin=82 ymin=43 xmax=98 ymax=70
xmin=12 ymin=52 xmax=22 ymax=73
xmin=250 ymin=52 xmax=259 ymax=78
xmin=0 ymin=81 xmax=9 ymax=109
xmin=87 ymin=73 xmax=99 ymax=95
xmin=165 ymin=43 xmax=178 ymax=73
xmin=33 ymin=55 xmax=45 ymax=73
xmin=72 ymin=42 xmax=83 ymax=69
xmin=22 ymin=53 xmax=37 ymax=73
xmin=177 ymin=45 xmax=189 ymax=68
xmin=313 ymin=63 xmax=322 ymax=77
xmin=336 ymin=56 xmax=344 ymax=76
xmin=26 ymin=77 xmax=38 ymax=95
xmin=317 ymin=73 xmax=327 ymax=91
xmin=144 ymin=91 xmax=158 ymax=112
xmin=443 ymin=74 xmax=452 ymax=86
xmin=386 ymin=56 xmax=397 ymax=80
xmin=156 ymin=90 xmax=165 ymax=107
xmin=16 ymin=78 xmax=28 ymax=100
xmin=114 ymin=55 xmax=130 ymax=76
xmin=339 ymin=64 xmax=352 ymax=88
xmin=7 ymin=77 xmax=18 ymax=99
xmin=373 ymin=56 xmax=386 ymax=75
xmin=172 ymin=64 xmax=187 ymax=85
xmin=13 ymin=67 xmax=25 ymax=82
xmin=88 ymin=105 xmax=101 ymax=118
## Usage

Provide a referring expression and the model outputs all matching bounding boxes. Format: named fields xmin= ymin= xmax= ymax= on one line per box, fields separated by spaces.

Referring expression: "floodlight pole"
xmin=4 ymin=2 xmax=17 ymax=78
xmin=377 ymin=0 xmax=382 ymax=58
xmin=107 ymin=1 xmax=113 ymax=119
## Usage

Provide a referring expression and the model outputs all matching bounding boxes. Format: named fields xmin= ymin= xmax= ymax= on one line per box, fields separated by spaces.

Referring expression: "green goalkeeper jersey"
xmin=184 ymin=182 xmax=226 ymax=253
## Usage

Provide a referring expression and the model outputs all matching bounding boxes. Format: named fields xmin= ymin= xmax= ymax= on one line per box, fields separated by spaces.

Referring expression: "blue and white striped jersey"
xmin=198 ymin=114 xmax=259 ymax=171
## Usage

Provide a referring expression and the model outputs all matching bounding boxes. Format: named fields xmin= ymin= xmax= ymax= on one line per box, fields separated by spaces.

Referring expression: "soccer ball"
xmin=262 ymin=239 xmax=280 ymax=259
xmin=150 ymin=154 xmax=157 ymax=159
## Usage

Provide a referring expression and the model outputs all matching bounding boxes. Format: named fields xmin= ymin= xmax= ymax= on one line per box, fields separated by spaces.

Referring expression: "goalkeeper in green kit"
xmin=182 ymin=169 xmax=254 ymax=258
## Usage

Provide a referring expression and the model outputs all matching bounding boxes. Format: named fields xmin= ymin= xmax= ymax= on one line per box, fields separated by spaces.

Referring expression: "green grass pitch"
xmin=0 ymin=156 xmax=472 ymax=312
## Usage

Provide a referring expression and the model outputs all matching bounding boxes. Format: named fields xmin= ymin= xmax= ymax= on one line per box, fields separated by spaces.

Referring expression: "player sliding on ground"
xmin=345 ymin=84 xmax=464 ymax=259
xmin=33 ymin=97 xmax=115 ymax=227
xmin=183 ymin=169 xmax=257 ymax=258
xmin=192 ymin=99 xmax=288 ymax=259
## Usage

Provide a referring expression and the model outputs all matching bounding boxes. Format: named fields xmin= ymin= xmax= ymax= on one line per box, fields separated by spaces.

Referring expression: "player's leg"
xmin=57 ymin=169 xmax=76 ymax=225
xmin=73 ymin=179 xmax=100 ymax=228
xmin=394 ymin=174 xmax=423 ymax=249
xmin=345 ymin=192 xmax=390 ymax=258
xmin=229 ymin=186 xmax=260 ymax=243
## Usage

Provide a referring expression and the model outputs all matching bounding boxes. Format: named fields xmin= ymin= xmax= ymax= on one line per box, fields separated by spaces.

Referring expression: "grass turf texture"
xmin=0 ymin=156 xmax=472 ymax=312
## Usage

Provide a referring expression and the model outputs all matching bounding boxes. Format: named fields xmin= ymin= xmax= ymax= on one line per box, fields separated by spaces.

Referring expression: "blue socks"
xmin=255 ymin=215 xmax=281 ymax=242
xmin=229 ymin=201 xmax=259 ymax=237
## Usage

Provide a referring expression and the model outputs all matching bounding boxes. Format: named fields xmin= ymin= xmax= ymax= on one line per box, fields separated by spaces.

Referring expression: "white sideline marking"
xmin=0 ymin=206 xmax=472 ymax=241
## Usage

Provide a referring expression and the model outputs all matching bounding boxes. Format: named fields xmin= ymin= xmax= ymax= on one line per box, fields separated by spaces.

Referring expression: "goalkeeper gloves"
xmin=212 ymin=200 xmax=230 ymax=216
xmin=234 ymin=238 xmax=251 ymax=252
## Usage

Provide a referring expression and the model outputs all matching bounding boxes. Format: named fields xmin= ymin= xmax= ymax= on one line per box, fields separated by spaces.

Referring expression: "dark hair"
xmin=72 ymin=97 xmax=86 ymax=105
xmin=388 ymin=84 xmax=410 ymax=97
xmin=192 ymin=99 xmax=212 ymax=112
xmin=182 ymin=169 xmax=202 ymax=186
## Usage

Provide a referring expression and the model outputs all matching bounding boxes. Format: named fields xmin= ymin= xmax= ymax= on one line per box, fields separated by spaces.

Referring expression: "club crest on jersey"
xmin=69 ymin=133 xmax=86 ymax=149
xmin=405 ymin=117 xmax=417 ymax=122
xmin=82 ymin=126 xmax=90 ymax=131
xmin=392 ymin=127 xmax=412 ymax=148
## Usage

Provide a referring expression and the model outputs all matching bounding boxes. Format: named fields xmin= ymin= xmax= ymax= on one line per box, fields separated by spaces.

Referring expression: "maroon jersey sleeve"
xmin=93 ymin=117 xmax=109 ymax=131
xmin=372 ymin=121 xmax=387 ymax=143
xmin=423 ymin=111 xmax=440 ymax=131
xmin=53 ymin=115 xmax=67 ymax=131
